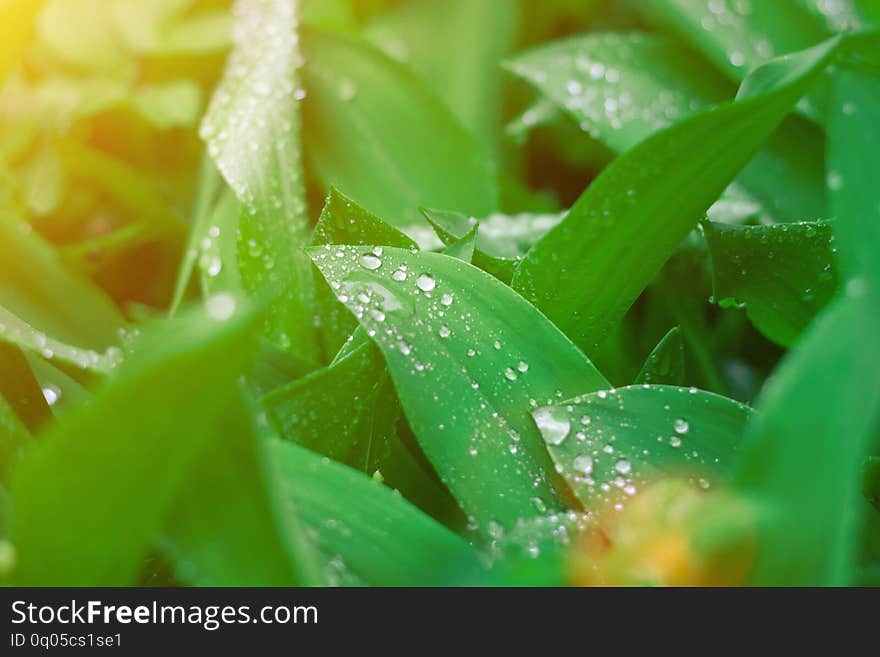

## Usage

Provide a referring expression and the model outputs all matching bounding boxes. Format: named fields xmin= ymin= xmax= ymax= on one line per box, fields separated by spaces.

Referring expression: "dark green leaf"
xmin=0 ymin=342 xmax=49 ymax=434
xmin=635 ymin=327 xmax=685 ymax=385
xmin=704 ymin=220 xmax=839 ymax=347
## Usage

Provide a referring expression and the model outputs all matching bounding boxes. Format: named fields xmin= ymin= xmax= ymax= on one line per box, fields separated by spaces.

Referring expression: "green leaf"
xmin=365 ymin=0 xmax=520 ymax=160
xmin=0 ymin=215 xmax=125 ymax=349
xmin=169 ymin=153 xmax=222 ymax=316
xmin=264 ymin=436 xmax=485 ymax=585
xmin=512 ymin=38 xmax=840 ymax=354
xmin=533 ymin=384 xmax=751 ymax=507
xmin=0 ymin=390 xmax=30 ymax=484
xmin=0 ymin=214 xmax=125 ymax=373
xmin=704 ymin=220 xmax=839 ymax=347
xmin=828 ymin=66 xmax=880 ymax=288
xmin=263 ymin=339 xmax=451 ymax=517
xmin=300 ymin=28 xmax=497 ymax=237
xmin=310 ymin=245 xmax=608 ymax=533
xmin=507 ymin=31 xmax=827 ymax=224
xmin=796 ymin=0 xmax=872 ymax=32
xmin=200 ymin=0 xmax=318 ymax=361
xmin=635 ymin=326 xmax=685 ymax=385
xmin=0 ymin=345 xmax=37 ymax=483
xmin=0 ymin=342 xmax=49 ymax=435
xmin=736 ymin=288 xmax=880 ymax=585
xmin=638 ymin=0 xmax=828 ymax=83
xmin=5 ymin=296 xmax=261 ymax=585
xmin=160 ymin=387 xmax=323 ymax=587
xmin=507 ymin=32 xmax=731 ymax=154
xmin=129 ymin=80 xmax=203 ymax=129
xmin=422 ymin=208 xmax=565 ymax=284
xmin=312 ymin=188 xmax=416 ymax=358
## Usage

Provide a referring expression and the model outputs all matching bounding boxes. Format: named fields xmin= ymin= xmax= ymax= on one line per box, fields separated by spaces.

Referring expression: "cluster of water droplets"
xmin=698 ymin=0 xmax=775 ymax=71
xmin=0 ymin=306 xmax=124 ymax=373
xmin=511 ymin=33 xmax=711 ymax=145
xmin=198 ymin=0 xmax=309 ymax=289
xmin=533 ymin=385 xmax=719 ymax=511
xmin=312 ymin=244 xmax=569 ymax=530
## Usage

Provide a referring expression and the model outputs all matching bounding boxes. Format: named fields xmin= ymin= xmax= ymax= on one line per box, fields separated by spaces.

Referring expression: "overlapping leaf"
xmin=704 ymin=220 xmax=839 ymax=346
xmin=534 ymin=385 xmax=750 ymax=507
xmin=300 ymin=28 xmax=497 ymax=238
xmin=512 ymin=38 xmax=840 ymax=354
xmin=5 ymin=297 xmax=262 ymax=585
xmin=200 ymin=0 xmax=318 ymax=361
xmin=311 ymin=245 xmax=608 ymax=533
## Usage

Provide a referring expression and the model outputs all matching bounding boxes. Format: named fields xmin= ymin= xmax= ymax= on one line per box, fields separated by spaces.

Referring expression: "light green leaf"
xmin=200 ymin=0 xmax=318 ymax=361
xmin=638 ymin=0 xmax=828 ymax=82
xmin=5 ymin=298 xmax=261 ymax=585
xmin=507 ymin=31 xmax=826 ymax=225
xmin=301 ymin=28 xmax=497 ymax=236
xmin=736 ymin=288 xmax=880 ymax=585
xmin=310 ymin=245 xmax=608 ymax=533
xmin=704 ymin=220 xmax=839 ymax=347
xmin=635 ymin=326 xmax=685 ymax=385
xmin=534 ymin=384 xmax=750 ymax=507
xmin=796 ymin=0 xmax=872 ymax=32
xmin=828 ymin=66 xmax=880 ymax=288
xmin=0 ymin=214 xmax=125 ymax=373
xmin=512 ymin=38 xmax=840 ymax=354
xmin=129 ymin=79 xmax=202 ymax=129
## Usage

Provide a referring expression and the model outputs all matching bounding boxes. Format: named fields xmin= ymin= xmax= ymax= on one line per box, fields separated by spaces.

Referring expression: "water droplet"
xmin=728 ymin=50 xmax=745 ymax=67
xmin=391 ymin=267 xmax=407 ymax=281
xmin=42 ymin=385 xmax=61 ymax=406
xmin=360 ymin=253 xmax=382 ymax=270
xmin=438 ymin=325 xmax=451 ymax=338
xmin=416 ymin=274 xmax=436 ymax=292
xmin=517 ymin=360 xmax=529 ymax=373
xmin=670 ymin=436 xmax=682 ymax=448
xmin=827 ymin=170 xmax=844 ymax=191
xmin=573 ymin=455 xmax=593 ymax=475
xmin=533 ymin=408 xmax=571 ymax=446
xmin=206 ymin=293 xmax=236 ymax=321
xmin=440 ymin=293 xmax=454 ymax=306
xmin=673 ymin=418 xmax=690 ymax=434
xmin=504 ymin=367 xmax=518 ymax=381
xmin=614 ymin=459 xmax=632 ymax=475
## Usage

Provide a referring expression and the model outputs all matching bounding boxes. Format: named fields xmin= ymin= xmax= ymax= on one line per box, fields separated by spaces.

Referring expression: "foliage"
xmin=0 ymin=0 xmax=878 ymax=587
